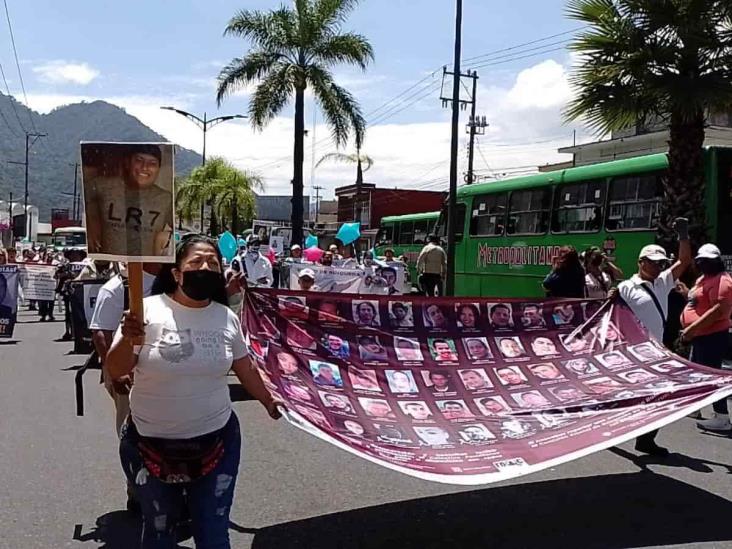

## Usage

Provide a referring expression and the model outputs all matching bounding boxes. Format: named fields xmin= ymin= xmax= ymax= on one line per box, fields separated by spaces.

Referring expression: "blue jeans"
xmin=119 ymin=412 xmax=241 ymax=549
xmin=690 ymin=330 xmax=730 ymax=414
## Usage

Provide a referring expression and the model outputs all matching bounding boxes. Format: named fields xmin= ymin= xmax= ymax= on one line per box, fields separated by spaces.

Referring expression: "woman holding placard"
xmin=106 ymin=234 xmax=282 ymax=548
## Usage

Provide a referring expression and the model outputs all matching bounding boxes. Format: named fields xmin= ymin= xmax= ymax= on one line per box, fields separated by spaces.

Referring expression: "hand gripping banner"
xmin=243 ymin=289 xmax=732 ymax=485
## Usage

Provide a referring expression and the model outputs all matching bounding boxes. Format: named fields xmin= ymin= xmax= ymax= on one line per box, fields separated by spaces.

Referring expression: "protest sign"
xmin=18 ymin=264 xmax=57 ymax=301
xmin=69 ymin=280 xmax=105 ymax=353
xmin=288 ymin=262 xmax=405 ymax=295
xmin=0 ymin=264 xmax=18 ymax=338
xmin=244 ymin=290 xmax=732 ymax=485
xmin=81 ymin=142 xmax=176 ymax=262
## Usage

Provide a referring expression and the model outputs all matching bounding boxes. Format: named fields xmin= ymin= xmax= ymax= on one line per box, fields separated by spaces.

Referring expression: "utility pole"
xmin=313 ymin=185 xmax=323 ymax=223
xmin=8 ymin=131 xmax=46 ymax=239
xmin=68 ymin=162 xmax=79 ymax=221
xmin=465 ymin=72 xmax=488 ymax=185
xmin=444 ymin=0 xmax=463 ymax=296
xmin=160 ymin=107 xmax=246 ymax=233
xmin=8 ymin=191 xmax=12 ymax=237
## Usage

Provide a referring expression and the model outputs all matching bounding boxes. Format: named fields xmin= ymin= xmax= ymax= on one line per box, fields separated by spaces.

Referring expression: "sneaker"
xmin=634 ymin=439 xmax=669 ymax=457
xmin=696 ymin=414 xmax=732 ymax=433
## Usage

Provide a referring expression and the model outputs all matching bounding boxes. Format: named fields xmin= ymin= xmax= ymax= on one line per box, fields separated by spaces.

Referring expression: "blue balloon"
xmin=336 ymin=222 xmax=361 ymax=245
xmin=305 ymin=234 xmax=318 ymax=248
xmin=237 ymin=238 xmax=246 ymax=247
xmin=218 ymin=231 xmax=238 ymax=261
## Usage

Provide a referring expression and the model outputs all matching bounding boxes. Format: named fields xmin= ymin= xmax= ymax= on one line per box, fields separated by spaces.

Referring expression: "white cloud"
xmin=32 ymin=61 xmax=100 ymax=85
xmin=24 ymin=56 xmax=592 ymax=198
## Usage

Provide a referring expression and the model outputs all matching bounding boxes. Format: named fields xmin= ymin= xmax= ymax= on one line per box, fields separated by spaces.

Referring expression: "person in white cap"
xmin=617 ymin=217 xmax=691 ymax=456
xmin=238 ymin=236 xmax=273 ymax=287
xmin=680 ymin=243 xmax=732 ymax=432
xmin=297 ymin=268 xmax=317 ymax=291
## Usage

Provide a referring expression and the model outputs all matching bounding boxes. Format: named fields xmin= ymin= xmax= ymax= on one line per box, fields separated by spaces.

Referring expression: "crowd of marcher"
xmin=2 ymin=216 xmax=731 ymax=547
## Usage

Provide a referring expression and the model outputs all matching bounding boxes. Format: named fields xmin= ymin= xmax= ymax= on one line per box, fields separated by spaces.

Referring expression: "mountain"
xmin=0 ymin=94 xmax=201 ymax=219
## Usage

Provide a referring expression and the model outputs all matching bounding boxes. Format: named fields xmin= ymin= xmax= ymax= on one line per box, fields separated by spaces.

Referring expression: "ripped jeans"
xmin=119 ymin=413 xmax=241 ymax=549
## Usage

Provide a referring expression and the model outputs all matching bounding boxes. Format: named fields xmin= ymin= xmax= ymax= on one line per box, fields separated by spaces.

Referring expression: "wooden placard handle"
xmin=127 ymin=262 xmax=145 ymax=345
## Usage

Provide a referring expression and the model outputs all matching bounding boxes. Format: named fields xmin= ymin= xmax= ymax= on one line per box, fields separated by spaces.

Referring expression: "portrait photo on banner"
xmin=81 ymin=142 xmax=175 ymax=261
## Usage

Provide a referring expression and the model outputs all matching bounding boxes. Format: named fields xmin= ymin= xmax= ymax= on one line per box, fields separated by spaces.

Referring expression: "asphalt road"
xmin=2 ymin=307 xmax=732 ymax=549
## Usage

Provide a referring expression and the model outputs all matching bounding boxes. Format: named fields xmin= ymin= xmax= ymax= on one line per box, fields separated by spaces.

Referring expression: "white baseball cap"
xmin=638 ymin=244 xmax=669 ymax=261
xmin=298 ymin=268 xmax=316 ymax=280
xmin=696 ymin=243 xmax=721 ymax=260
xmin=291 ymin=244 xmax=301 ymax=250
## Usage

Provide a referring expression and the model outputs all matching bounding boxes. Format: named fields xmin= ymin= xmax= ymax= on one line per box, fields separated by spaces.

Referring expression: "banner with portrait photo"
xmin=288 ymin=263 xmax=405 ymax=295
xmin=0 ymin=265 xmax=18 ymax=338
xmin=244 ymin=290 xmax=732 ymax=485
xmin=18 ymin=264 xmax=57 ymax=301
xmin=81 ymin=142 xmax=175 ymax=262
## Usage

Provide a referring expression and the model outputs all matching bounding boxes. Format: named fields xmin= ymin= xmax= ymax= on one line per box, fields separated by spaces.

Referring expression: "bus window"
xmin=470 ymin=193 xmax=507 ymax=236
xmin=606 ymin=173 xmax=662 ymax=230
xmin=455 ymin=203 xmax=466 ymax=242
xmin=413 ymin=220 xmax=429 ymax=244
xmin=398 ymin=221 xmax=414 ymax=244
xmin=551 ymin=180 xmax=605 ymax=233
xmin=377 ymin=225 xmax=393 ymax=245
xmin=507 ymin=188 xmax=551 ymax=235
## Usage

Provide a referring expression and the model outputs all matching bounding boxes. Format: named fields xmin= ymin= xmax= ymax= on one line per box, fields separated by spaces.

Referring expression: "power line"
xmin=462 ymin=27 xmax=582 ymax=63
xmin=0 ymin=61 xmax=22 ymax=134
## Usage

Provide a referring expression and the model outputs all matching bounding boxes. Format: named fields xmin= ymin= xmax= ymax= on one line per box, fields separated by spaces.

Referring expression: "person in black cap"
xmin=83 ymin=143 xmax=173 ymax=258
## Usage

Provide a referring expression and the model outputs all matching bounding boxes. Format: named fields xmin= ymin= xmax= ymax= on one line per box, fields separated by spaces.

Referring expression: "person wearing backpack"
xmin=679 ymin=244 xmax=732 ymax=433
xmin=617 ymin=218 xmax=691 ymax=456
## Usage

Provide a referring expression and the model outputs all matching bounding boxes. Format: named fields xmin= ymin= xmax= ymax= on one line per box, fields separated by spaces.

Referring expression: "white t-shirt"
xmin=618 ymin=269 xmax=675 ymax=341
xmin=585 ymin=272 xmax=612 ymax=299
xmin=89 ymin=271 xmax=156 ymax=331
xmin=124 ymin=293 xmax=248 ymax=439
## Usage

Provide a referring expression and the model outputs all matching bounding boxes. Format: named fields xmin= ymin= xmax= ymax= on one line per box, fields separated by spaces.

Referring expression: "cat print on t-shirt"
xmin=157 ymin=327 xmax=195 ymax=363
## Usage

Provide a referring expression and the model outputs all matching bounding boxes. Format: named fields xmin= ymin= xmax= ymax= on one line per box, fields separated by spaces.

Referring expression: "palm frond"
xmin=310 ymin=33 xmax=374 ymax=69
xmin=316 ymin=151 xmax=373 ymax=171
xmin=216 ymin=52 xmax=284 ymax=105
xmin=308 ymin=65 xmax=365 ymax=148
xmin=224 ymin=8 xmax=297 ymax=53
xmin=249 ymin=62 xmax=296 ymax=128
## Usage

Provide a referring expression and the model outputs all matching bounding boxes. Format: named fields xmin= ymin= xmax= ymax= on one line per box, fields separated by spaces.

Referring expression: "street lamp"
xmin=160 ymin=107 xmax=246 ymax=166
xmin=160 ymin=107 xmax=247 ymax=231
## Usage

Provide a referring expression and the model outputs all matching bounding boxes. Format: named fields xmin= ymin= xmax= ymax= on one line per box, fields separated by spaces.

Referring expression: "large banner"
xmin=243 ymin=289 xmax=732 ymax=485
xmin=81 ymin=142 xmax=175 ymax=262
xmin=18 ymin=264 xmax=56 ymax=301
xmin=0 ymin=264 xmax=18 ymax=338
xmin=289 ymin=263 xmax=405 ymax=295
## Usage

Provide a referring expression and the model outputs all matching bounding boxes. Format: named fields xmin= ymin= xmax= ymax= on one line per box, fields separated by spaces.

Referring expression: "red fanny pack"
xmin=128 ymin=420 xmax=225 ymax=484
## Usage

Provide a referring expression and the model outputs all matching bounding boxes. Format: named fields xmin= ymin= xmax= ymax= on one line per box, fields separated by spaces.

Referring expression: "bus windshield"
xmin=53 ymin=230 xmax=87 ymax=249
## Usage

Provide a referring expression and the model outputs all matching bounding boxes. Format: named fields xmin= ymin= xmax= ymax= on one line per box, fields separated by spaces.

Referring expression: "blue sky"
xmin=8 ymin=0 xmax=585 ymax=197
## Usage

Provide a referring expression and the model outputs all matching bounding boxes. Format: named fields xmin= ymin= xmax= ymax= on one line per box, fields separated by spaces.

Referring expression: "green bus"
xmin=431 ymin=147 xmax=732 ymax=298
xmin=375 ymin=211 xmax=440 ymax=283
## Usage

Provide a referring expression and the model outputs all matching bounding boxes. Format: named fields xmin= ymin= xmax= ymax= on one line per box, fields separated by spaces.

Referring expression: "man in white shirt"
xmin=416 ymin=234 xmax=447 ymax=296
xmin=89 ymin=262 xmax=160 ymax=512
xmin=238 ymin=237 xmax=273 ymax=287
xmin=617 ymin=218 xmax=690 ymax=457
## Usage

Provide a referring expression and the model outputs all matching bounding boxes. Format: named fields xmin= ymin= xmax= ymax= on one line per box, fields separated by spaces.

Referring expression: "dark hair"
xmin=432 ymin=339 xmax=449 ymax=346
xmin=429 ymin=370 xmax=449 ymax=379
xmin=457 ymin=303 xmax=480 ymax=319
xmin=126 ymin=143 xmax=162 ymax=162
xmin=384 ymin=248 xmax=395 ymax=255
xmin=355 ymin=301 xmax=377 ymax=316
xmin=428 ymin=234 xmax=439 ymax=243
xmin=442 ymin=400 xmax=464 ymax=407
xmin=490 ymin=303 xmax=510 ymax=315
xmin=358 ymin=335 xmax=378 ymax=346
xmin=379 ymin=266 xmax=397 ymax=276
xmin=522 ymin=303 xmax=540 ymax=312
xmin=697 ymin=257 xmax=726 ymax=275
xmin=553 ymin=245 xmax=582 ymax=272
xmin=152 ymin=234 xmax=228 ymax=306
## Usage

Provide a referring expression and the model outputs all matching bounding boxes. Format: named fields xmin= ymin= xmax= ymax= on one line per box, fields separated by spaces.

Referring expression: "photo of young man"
xmin=528 ymin=362 xmax=565 ymax=381
xmin=283 ymin=381 xmax=313 ymax=402
xmin=82 ymin=142 xmax=174 ymax=260
xmin=595 ymin=351 xmax=632 ymax=369
xmin=309 ymin=361 xmax=344 ymax=387
xmin=399 ymin=401 xmax=433 ymax=420
xmin=500 ymin=418 xmax=535 ymax=439
xmin=359 ymin=398 xmax=396 ymax=419
xmin=422 ymin=370 xmax=454 ymax=394
xmin=342 ymin=419 xmax=366 ymax=437
xmin=475 ymin=396 xmax=510 ymax=416
xmin=423 ymin=303 xmax=450 ymax=329
xmin=358 ymin=335 xmax=388 ymax=362
xmin=429 ymin=338 xmax=459 ymax=362
xmin=488 ymin=303 xmax=514 ymax=329
xmin=550 ymin=385 xmax=588 ymax=402
xmin=650 ymin=360 xmax=688 ymax=374
xmin=619 ymin=369 xmax=658 ymax=384
xmin=496 ymin=365 xmax=528 ymax=386
xmin=585 ymin=377 xmax=624 ymax=394
xmin=279 ymin=296 xmax=309 ymax=320
xmin=385 ymin=370 xmax=419 ymax=394
xmin=277 ymin=351 xmax=300 ymax=375
xmin=389 ymin=301 xmax=414 ymax=328
xmin=552 ymin=303 xmax=576 ymax=326
xmin=437 ymin=400 xmax=473 ymax=419
xmin=319 ymin=392 xmax=355 ymax=414
xmin=530 ymin=336 xmax=559 ymax=357
xmin=352 ymin=300 xmax=381 ymax=327
xmin=628 ymin=342 xmax=667 ymax=363
xmin=458 ymin=369 xmax=493 ymax=391
xmin=322 ymin=333 xmax=350 ymax=359
xmin=520 ymin=303 xmax=545 ymax=328
xmin=514 ymin=391 xmax=552 ymax=409
xmin=495 ymin=336 xmax=527 ymax=359
xmin=414 ymin=426 xmax=452 ymax=446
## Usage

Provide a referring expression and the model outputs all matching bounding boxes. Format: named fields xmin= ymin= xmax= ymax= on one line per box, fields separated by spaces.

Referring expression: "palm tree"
xmin=564 ymin=0 xmax=732 ymax=247
xmin=216 ymin=0 xmax=373 ymax=246
xmin=177 ymin=157 xmax=262 ymax=235
xmin=212 ymin=168 xmax=263 ymax=236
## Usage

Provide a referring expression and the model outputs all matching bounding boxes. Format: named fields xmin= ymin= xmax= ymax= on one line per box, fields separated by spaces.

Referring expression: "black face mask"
xmin=180 ymin=270 xmax=220 ymax=301
xmin=696 ymin=259 xmax=718 ymax=275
